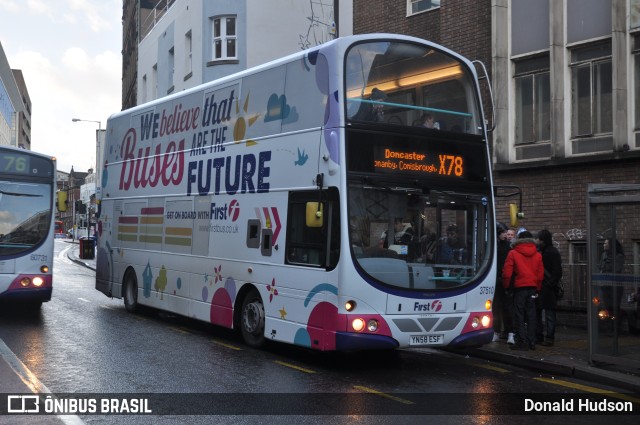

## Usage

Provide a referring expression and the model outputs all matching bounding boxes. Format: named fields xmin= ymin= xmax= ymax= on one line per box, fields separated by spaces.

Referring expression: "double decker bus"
xmin=96 ymin=34 xmax=495 ymax=350
xmin=0 ymin=147 xmax=56 ymax=308
xmin=55 ymin=220 xmax=65 ymax=237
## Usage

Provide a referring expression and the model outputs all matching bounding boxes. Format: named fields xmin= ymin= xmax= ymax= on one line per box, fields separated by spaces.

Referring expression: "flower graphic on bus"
xmin=267 ymin=278 xmax=278 ymax=302
xmin=214 ymin=265 xmax=222 ymax=284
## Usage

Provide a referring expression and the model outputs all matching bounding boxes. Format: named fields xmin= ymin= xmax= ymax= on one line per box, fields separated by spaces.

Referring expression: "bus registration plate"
xmin=410 ymin=334 xmax=443 ymax=346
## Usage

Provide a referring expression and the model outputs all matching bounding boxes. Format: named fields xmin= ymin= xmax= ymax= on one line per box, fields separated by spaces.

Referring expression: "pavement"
xmin=1 ymin=240 xmax=638 ymax=421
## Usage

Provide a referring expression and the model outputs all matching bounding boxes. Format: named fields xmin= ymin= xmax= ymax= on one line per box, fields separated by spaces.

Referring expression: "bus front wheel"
xmin=123 ymin=272 xmax=138 ymax=313
xmin=240 ymin=289 xmax=265 ymax=347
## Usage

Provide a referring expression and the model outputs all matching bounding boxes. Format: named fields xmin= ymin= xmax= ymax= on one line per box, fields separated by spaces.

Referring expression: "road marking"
xmin=169 ymin=326 xmax=192 ymax=335
xmin=0 ymin=338 xmax=85 ymax=424
xmin=534 ymin=377 xmax=640 ymax=403
xmin=274 ymin=360 xmax=316 ymax=374
xmin=58 ymin=244 xmax=72 ymax=261
xmin=474 ymin=363 xmax=510 ymax=373
xmin=211 ymin=340 xmax=242 ymax=351
xmin=77 ymin=298 xmax=90 ymax=303
xmin=353 ymin=385 xmax=414 ymax=405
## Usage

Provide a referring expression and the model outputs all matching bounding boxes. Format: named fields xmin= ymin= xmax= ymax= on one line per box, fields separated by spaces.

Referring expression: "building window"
xmin=407 ymin=0 xmax=440 ymax=16
xmin=632 ymin=34 xmax=640 ymax=143
xmin=212 ymin=16 xmax=237 ymax=61
xmin=570 ymin=43 xmax=612 ymax=138
xmin=568 ymin=241 xmax=589 ymax=307
xmin=141 ymin=74 xmax=147 ymax=104
xmin=514 ymin=55 xmax=551 ymax=145
xmin=184 ymin=30 xmax=192 ymax=79
xmin=152 ymin=64 xmax=158 ymax=100
xmin=168 ymin=47 xmax=175 ymax=94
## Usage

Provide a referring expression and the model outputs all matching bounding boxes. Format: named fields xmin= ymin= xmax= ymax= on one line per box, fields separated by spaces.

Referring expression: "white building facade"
xmin=137 ymin=0 xmax=353 ymax=104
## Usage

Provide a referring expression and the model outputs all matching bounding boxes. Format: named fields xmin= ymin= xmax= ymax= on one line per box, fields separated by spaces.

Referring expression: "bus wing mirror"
xmin=306 ymin=202 xmax=323 ymax=227
xmin=57 ymin=191 xmax=67 ymax=212
xmin=509 ymin=203 xmax=524 ymax=227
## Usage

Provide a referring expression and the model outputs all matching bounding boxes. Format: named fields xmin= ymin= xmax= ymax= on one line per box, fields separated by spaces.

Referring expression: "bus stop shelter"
xmin=587 ymin=184 xmax=640 ymax=368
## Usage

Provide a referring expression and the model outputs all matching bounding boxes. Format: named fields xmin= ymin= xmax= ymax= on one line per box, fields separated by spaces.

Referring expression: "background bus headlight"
xmin=32 ymin=277 xmax=44 ymax=287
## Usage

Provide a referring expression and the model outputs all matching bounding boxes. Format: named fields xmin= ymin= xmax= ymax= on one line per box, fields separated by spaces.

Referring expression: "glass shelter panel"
xmin=587 ymin=185 xmax=640 ymax=369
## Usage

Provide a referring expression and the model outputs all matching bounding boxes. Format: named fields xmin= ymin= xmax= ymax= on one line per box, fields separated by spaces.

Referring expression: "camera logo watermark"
xmin=7 ymin=395 xmax=40 ymax=413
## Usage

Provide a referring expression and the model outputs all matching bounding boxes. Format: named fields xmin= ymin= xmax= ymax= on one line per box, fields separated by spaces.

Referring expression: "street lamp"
xmin=71 ymin=118 xmax=102 ymax=172
xmin=72 ymin=118 xmax=103 ymax=238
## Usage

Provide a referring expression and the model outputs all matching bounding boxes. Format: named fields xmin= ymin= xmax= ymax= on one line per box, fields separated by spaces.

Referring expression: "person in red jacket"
xmin=502 ymin=230 xmax=544 ymax=351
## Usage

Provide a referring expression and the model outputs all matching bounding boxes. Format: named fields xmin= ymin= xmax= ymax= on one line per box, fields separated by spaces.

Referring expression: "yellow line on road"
xmin=474 ymin=363 xmax=510 ymax=373
xmin=534 ymin=377 xmax=640 ymax=404
xmin=169 ymin=326 xmax=192 ymax=335
xmin=274 ymin=360 xmax=316 ymax=374
xmin=211 ymin=340 xmax=242 ymax=351
xmin=353 ymin=385 xmax=414 ymax=405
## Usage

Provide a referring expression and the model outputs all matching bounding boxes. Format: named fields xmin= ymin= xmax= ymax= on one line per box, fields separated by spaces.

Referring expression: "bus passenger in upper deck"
xmin=417 ymin=113 xmax=440 ymax=129
xmin=353 ymin=88 xmax=387 ymax=122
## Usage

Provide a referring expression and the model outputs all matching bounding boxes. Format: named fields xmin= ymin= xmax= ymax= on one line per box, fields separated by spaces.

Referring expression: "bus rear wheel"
xmin=240 ymin=289 xmax=265 ymax=347
xmin=123 ymin=272 xmax=138 ymax=313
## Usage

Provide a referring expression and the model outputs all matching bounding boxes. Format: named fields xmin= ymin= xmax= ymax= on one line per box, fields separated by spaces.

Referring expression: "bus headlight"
xmin=20 ymin=277 xmax=31 ymax=287
xmin=367 ymin=319 xmax=378 ymax=332
xmin=40 ymin=265 xmax=49 ymax=273
xmin=470 ymin=315 xmax=491 ymax=329
xmin=352 ymin=318 xmax=365 ymax=332
xmin=32 ymin=277 xmax=44 ymax=287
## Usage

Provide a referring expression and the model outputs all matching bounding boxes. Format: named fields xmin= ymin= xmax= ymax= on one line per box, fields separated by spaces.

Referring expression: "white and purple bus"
xmin=0 ymin=146 xmax=55 ymax=308
xmin=96 ymin=34 xmax=496 ymax=350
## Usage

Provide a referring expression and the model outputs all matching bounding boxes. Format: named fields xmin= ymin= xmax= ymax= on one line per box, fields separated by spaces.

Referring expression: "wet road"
xmin=0 ymin=240 xmax=637 ymax=424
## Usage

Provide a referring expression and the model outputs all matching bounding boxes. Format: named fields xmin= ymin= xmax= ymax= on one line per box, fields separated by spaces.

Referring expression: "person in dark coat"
xmin=535 ymin=229 xmax=562 ymax=347
xmin=493 ymin=222 xmax=515 ymax=344
xmin=353 ymin=88 xmax=387 ymax=122
xmin=502 ymin=230 xmax=544 ymax=351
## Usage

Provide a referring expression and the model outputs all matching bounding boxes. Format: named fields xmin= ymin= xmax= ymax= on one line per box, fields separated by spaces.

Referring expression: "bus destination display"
xmin=373 ymin=147 xmax=464 ymax=178
xmin=0 ymin=152 xmax=31 ymax=174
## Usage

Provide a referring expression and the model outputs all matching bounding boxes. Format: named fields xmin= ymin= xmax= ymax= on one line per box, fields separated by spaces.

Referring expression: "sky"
xmin=0 ymin=0 xmax=122 ymax=173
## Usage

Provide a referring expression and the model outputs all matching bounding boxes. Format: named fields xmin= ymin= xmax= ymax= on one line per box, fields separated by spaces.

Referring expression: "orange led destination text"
xmin=374 ymin=149 xmax=464 ymax=177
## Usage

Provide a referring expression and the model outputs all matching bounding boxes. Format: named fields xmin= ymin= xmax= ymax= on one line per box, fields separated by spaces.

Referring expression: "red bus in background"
xmin=55 ymin=221 xmax=64 ymax=237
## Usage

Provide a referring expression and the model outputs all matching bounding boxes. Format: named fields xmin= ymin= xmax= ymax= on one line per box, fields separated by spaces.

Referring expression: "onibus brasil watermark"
xmin=7 ymin=395 xmax=152 ymax=414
